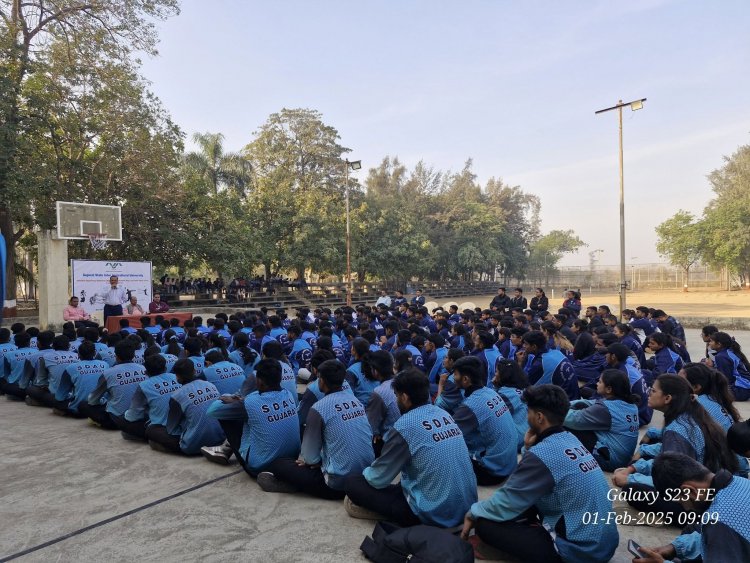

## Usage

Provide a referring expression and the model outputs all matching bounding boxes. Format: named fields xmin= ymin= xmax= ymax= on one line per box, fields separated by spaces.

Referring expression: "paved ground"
xmin=2 ymin=327 xmax=747 ymax=562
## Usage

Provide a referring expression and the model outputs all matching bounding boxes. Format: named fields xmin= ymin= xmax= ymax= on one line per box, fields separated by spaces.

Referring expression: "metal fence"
xmin=533 ymin=263 xmax=731 ymax=292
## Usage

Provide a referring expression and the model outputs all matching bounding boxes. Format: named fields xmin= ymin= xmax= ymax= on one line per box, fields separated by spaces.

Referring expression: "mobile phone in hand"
xmin=627 ymin=539 xmax=642 ymax=558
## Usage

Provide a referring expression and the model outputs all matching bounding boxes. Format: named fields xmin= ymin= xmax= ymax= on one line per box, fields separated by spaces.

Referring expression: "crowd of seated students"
xmin=2 ymin=288 xmax=750 ymax=562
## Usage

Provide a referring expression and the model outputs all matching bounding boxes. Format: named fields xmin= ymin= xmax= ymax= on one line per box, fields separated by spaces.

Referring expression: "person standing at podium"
xmin=103 ymin=275 xmax=127 ymax=323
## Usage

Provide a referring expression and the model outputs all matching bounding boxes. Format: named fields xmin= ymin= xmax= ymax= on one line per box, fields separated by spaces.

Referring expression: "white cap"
xmin=297 ymin=368 xmax=312 ymax=381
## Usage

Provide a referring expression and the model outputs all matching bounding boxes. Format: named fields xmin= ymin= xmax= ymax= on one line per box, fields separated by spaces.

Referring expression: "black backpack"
xmin=360 ymin=522 xmax=474 ymax=563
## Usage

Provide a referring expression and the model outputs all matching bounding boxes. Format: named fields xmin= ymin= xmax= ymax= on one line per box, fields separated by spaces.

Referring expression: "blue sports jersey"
xmin=564 ymin=398 xmax=639 ymax=471
xmin=36 ymin=351 xmax=79 ymax=393
xmin=55 ymin=360 xmax=109 ymax=413
xmin=168 ymin=380 xmax=224 ymax=454
xmin=228 ymin=348 xmax=260 ymax=377
xmin=471 ymin=429 xmax=618 ymax=563
xmin=538 ymin=349 xmax=580 ymax=400
xmin=346 ymin=361 xmax=379 ymax=407
xmin=620 ymin=359 xmax=653 ymax=425
xmin=426 ymin=347 xmax=448 ymax=384
xmin=301 ymin=390 xmax=374 ymax=490
xmin=364 ymin=404 xmax=477 ymax=527
xmin=186 ymin=355 xmax=205 ymax=376
xmin=98 ymin=347 xmax=117 ymax=367
xmin=208 ymin=389 xmax=301 ymax=474
xmin=454 ymin=387 xmax=518 ymax=477
xmin=405 ymin=344 xmax=425 ymax=371
xmin=288 ymin=338 xmax=313 ymax=373
xmin=99 ymin=362 xmax=148 ymax=416
xmin=4 ymin=348 xmax=39 ymax=387
xmin=496 ymin=385 xmax=528 ymax=451
xmin=0 ymin=342 xmax=18 ymax=361
xmin=697 ymin=393 xmax=734 ymax=431
xmin=715 ymin=349 xmax=750 ymax=390
xmin=202 ymin=361 xmax=245 ymax=395
xmin=126 ymin=373 xmax=181 ymax=426
xmin=481 ymin=347 xmax=502 ymax=387
xmin=279 ymin=361 xmax=298 ymax=404
xmin=160 ymin=353 xmax=178 ymax=372
xmin=367 ymin=379 xmax=401 ymax=437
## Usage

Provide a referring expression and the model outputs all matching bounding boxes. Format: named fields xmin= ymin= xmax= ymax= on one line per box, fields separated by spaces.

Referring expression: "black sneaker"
xmin=256 ymin=472 xmax=298 ymax=493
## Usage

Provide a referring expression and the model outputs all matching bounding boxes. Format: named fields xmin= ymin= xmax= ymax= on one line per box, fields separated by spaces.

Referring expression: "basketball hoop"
xmin=87 ymin=233 xmax=109 ymax=251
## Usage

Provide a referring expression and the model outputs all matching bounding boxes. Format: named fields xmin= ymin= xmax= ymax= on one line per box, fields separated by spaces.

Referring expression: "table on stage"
xmin=105 ymin=312 xmax=193 ymax=334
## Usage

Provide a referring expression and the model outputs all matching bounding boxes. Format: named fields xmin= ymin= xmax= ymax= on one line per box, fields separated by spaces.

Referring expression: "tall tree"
xmin=0 ymin=0 xmax=179 ymax=313
xmin=701 ymin=144 xmax=750 ymax=283
xmin=183 ymin=132 xmax=251 ymax=196
xmin=244 ymin=108 xmax=350 ymax=280
xmin=528 ymin=230 xmax=586 ymax=286
xmin=655 ymin=211 xmax=704 ymax=289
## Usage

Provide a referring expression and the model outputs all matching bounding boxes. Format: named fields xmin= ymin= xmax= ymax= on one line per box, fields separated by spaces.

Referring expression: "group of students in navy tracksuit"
xmin=3 ymin=289 xmax=750 ymax=562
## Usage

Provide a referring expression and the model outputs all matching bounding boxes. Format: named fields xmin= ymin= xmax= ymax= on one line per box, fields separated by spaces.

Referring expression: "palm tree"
xmin=183 ymin=132 xmax=252 ymax=196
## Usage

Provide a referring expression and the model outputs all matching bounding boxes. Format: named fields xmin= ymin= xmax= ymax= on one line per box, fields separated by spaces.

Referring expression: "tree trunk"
xmin=0 ymin=206 xmax=17 ymax=317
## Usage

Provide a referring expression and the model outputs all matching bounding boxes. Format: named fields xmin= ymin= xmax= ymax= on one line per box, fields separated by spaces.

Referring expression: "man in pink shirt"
xmin=148 ymin=293 xmax=170 ymax=314
xmin=63 ymin=296 xmax=98 ymax=328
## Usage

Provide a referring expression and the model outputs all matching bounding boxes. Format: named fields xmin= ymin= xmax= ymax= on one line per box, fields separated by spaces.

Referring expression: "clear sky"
xmin=139 ymin=0 xmax=750 ymax=267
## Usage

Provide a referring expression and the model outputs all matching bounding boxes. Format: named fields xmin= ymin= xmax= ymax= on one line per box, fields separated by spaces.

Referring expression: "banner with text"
xmin=71 ymin=260 xmax=153 ymax=315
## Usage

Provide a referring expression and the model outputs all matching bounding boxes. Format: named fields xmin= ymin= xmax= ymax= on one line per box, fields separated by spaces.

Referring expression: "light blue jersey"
xmin=364 ymin=404 xmax=477 ymax=527
xmin=208 ymin=388 xmax=301 ymax=474
xmin=202 ymin=361 xmax=245 ymax=395
xmin=125 ymin=373 xmax=181 ymax=426
xmin=168 ymin=380 xmax=224 ymax=454
xmin=454 ymin=387 xmax=518 ymax=477
xmin=55 ymin=360 xmax=109 ymax=413
xmin=98 ymin=362 xmax=148 ymax=416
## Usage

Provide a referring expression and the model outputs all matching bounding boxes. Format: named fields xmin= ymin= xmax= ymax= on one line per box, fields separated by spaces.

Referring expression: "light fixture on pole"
xmin=344 ymin=159 xmax=362 ymax=307
xmin=595 ymin=97 xmax=646 ymax=318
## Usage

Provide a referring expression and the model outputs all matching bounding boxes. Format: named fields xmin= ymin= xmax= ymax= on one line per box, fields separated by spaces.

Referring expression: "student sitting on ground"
xmin=452 ymin=356 xmax=518 ymax=485
xmin=519 ymin=330 xmax=579 ymax=401
xmin=604 ymin=343 xmax=652 ymax=425
xmin=345 ymin=368 xmax=477 ymax=527
xmin=202 ymin=358 xmax=301 ymax=473
xmin=364 ymin=351 xmax=399 ymax=457
xmin=492 ymin=358 xmax=529 ymax=452
xmin=53 ymin=341 xmax=109 ymax=417
xmin=345 ymin=337 xmax=377 ymax=407
xmin=461 ymin=384 xmax=618 ymax=563
xmin=634 ymin=452 xmax=750 ymax=562
xmin=83 ymin=341 xmax=148 ymax=430
xmin=613 ymin=375 xmax=738 ymax=519
xmin=706 ymin=331 xmax=750 ymax=401
xmin=261 ymin=340 xmax=297 ymax=404
xmin=2 ymin=332 xmax=42 ymax=400
xmin=434 ymin=348 xmax=466 ymax=414
xmin=563 ymin=369 xmax=640 ymax=471
xmin=202 ymin=350 xmax=245 ymax=395
xmin=120 ymin=354 xmax=180 ymax=440
xmin=257 ymin=359 xmax=374 ymax=500
xmin=26 ymin=335 xmax=78 ymax=408
xmin=145 ymin=359 xmax=224 ymax=455
xmin=228 ymin=332 xmax=260 ymax=377
xmin=646 ymin=333 xmax=684 ymax=379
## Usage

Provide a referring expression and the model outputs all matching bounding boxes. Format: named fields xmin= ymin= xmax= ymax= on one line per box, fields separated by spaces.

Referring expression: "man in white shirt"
xmin=103 ymin=275 xmax=128 ymax=322
xmin=375 ymin=290 xmax=391 ymax=308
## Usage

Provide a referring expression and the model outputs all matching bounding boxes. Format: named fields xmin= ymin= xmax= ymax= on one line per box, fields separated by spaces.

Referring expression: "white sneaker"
xmin=201 ymin=445 xmax=233 ymax=465
xmin=344 ymin=496 xmax=386 ymax=520
xmin=256 ymin=472 xmax=298 ymax=493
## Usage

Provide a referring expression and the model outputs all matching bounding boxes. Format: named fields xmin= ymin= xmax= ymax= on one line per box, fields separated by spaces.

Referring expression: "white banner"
xmin=71 ymin=260 xmax=153 ymax=315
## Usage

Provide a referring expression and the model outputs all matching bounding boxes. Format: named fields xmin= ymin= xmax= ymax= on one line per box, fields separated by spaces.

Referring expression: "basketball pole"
xmin=37 ymin=229 xmax=69 ymax=330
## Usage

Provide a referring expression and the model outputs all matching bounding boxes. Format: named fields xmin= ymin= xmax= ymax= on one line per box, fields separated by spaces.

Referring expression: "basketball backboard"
xmin=55 ymin=201 xmax=122 ymax=240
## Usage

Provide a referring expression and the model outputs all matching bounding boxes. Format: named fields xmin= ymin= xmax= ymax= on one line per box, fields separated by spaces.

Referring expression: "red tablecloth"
xmin=106 ymin=312 xmax=193 ymax=334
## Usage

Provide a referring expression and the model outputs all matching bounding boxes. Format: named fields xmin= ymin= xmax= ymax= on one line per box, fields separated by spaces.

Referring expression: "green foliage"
xmin=528 ymin=230 xmax=586 ymax=285
xmin=655 ymin=211 xmax=704 ymax=276
xmin=701 ymin=144 xmax=750 ymax=277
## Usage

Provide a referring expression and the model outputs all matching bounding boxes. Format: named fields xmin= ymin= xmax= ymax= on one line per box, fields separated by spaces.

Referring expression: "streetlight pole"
xmin=595 ymin=97 xmax=646 ymax=318
xmin=344 ymin=159 xmax=361 ymax=307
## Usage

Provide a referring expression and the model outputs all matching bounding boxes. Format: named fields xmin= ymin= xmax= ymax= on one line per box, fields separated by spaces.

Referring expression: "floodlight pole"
xmin=345 ymin=160 xmax=352 ymax=307
xmin=595 ymin=97 xmax=646 ymax=319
